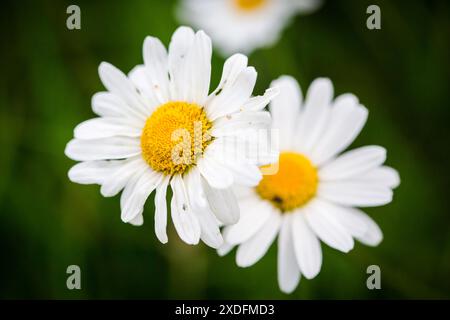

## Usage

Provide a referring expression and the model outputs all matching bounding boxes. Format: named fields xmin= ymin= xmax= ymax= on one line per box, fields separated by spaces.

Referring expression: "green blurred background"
xmin=1 ymin=0 xmax=449 ymax=299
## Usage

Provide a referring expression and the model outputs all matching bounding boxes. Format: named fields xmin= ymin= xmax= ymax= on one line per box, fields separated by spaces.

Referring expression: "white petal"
xmin=206 ymin=67 xmax=257 ymax=121
xmin=292 ymin=212 xmax=322 ymax=279
xmin=331 ymin=205 xmax=368 ymax=239
xmin=224 ymin=197 xmax=272 ymax=245
xmin=185 ymin=168 xmax=223 ymax=248
xmin=197 ymin=155 xmax=233 ymax=189
xmin=154 ymin=175 xmax=170 ymax=244
xmin=205 ymin=141 xmax=263 ymax=187
xmin=221 ymin=162 xmax=262 ymax=187
xmin=128 ymin=65 xmax=160 ymax=109
xmin=355 ymin=166 xmax=400 ymax=189
xmin=217 ymin=242 xmax=235 ymax=257
xmin=100 ymin=156 xmax=147 ymax=197
xmin=269 ymin=76 xmax=302 ymax=150
xmin=236 ymin=211 xmax=281 ymax=267
xmin=167 ymin=29 xmax=212 ymax=104
xmin=304 ymin=199 xmax=354 ymax=253
xmin=129 ymin=213 xmax=144 ymax=226
xmin=277 ymin=215 xmax=301 ymax=294
xmin=208 ymin=53 xmax=248 ymax=97
xmin=197 ymin=205 xmax=224 ymax=249
xmin=295 ymin=78 xmax=333 ymax=153
xmin=212 ymin=111 xmax=271 ymax=137
xmin=201 ymin=177 xmax=239 ymax=225
xmin=65 ymin=137 xmax=140 ymax=161
xmin=242 ymin=87 xmax=279 ymax=112
xmin=74 ymin=117 xmax=142 ymax=139
xmin=331 ymin=204 xmax=383 ymax=247
xmin=143 ymin=36 xmax=170 ymax=103
xmin=98 ymin=62 xmax=148 ymax=119
xmin=68 ymin=160 xmax=122 ymax=185
xmin=319 ymin=146 xmax=387 ymax=181
xmin=91 ymin=92 xmax=129 ymax=118
xmin=119 ymin=165 xmax=145 ymax=209
xmin=184 ymin=167 xmax=208 ymax=207
xmin=120 ymin=168 xmax=162 ymax=223
xmin=170 ymin=175 xmax=201 ymax=245
xmin=168 ymin=26 xmax=196 ymax=101
xmin=318 ymin=181 xmax=393 ymax=207
xmin=185 ymin=30 xmax=212 ymax=104
xmin=333 ymin=93 xmax=359 ymax=108
xmin=347 ymin=209 xmax=383 ymax=246
xmin=311 ymin=100 xmax=368 ymax=166
xmin=234 ymin=185 xmax=257 ymax=200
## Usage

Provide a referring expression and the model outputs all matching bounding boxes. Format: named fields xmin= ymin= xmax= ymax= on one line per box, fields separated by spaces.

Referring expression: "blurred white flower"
xmin=178 ymin=0 xmax=322 ymax=55
xmin=218 ymin=75 xmax=400 ymax=293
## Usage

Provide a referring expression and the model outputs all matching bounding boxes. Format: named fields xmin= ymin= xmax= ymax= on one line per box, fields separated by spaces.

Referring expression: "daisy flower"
xmin=178 ymin=0 xmax=322 ymax=55
xmin=65 ymin=26 xmax=278 ymax=248
xmin=218 ymin=76 xmax=400 ymax=293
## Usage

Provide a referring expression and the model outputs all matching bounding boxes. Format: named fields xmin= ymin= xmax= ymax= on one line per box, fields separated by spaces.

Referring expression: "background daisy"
xmin=178 ymin=0 xmax=322 ymax=55
xmin=65 ymin=26 xmax=277 ymax=248
xmin=219 ymin=75 xmax=400 ymax=293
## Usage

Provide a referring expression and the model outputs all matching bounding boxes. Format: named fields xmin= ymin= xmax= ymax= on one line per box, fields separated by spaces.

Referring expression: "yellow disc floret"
xmin=233 ymin=0 xmax=267 ymax=12
xmin=256 ymin=152 xmax=318 ymax=212
xmin=141 ymin=101 xmax=212 ymax=175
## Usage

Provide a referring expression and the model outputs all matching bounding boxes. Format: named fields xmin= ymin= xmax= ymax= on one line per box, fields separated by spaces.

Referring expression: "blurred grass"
xmin=0 ymin=0 xmax=449 ymax=299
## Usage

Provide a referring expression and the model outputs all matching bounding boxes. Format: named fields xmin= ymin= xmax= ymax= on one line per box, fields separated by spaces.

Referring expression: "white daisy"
xmin=218 ymin=75 xmax=400 ymax=293
xmin=65 ymin=26 xmax=278 ymax=248
xmin=178 ymin=0 xmax=322 ymax=55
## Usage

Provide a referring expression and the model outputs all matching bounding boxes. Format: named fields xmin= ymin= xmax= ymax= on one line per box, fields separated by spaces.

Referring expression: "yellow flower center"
xmin=140 ymin=101 xmax=212 ymax=175
xmin=233 ymin=0 xmax=267 ymax=12
xmin=256 ymin=152 xmax=318 ymax=212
